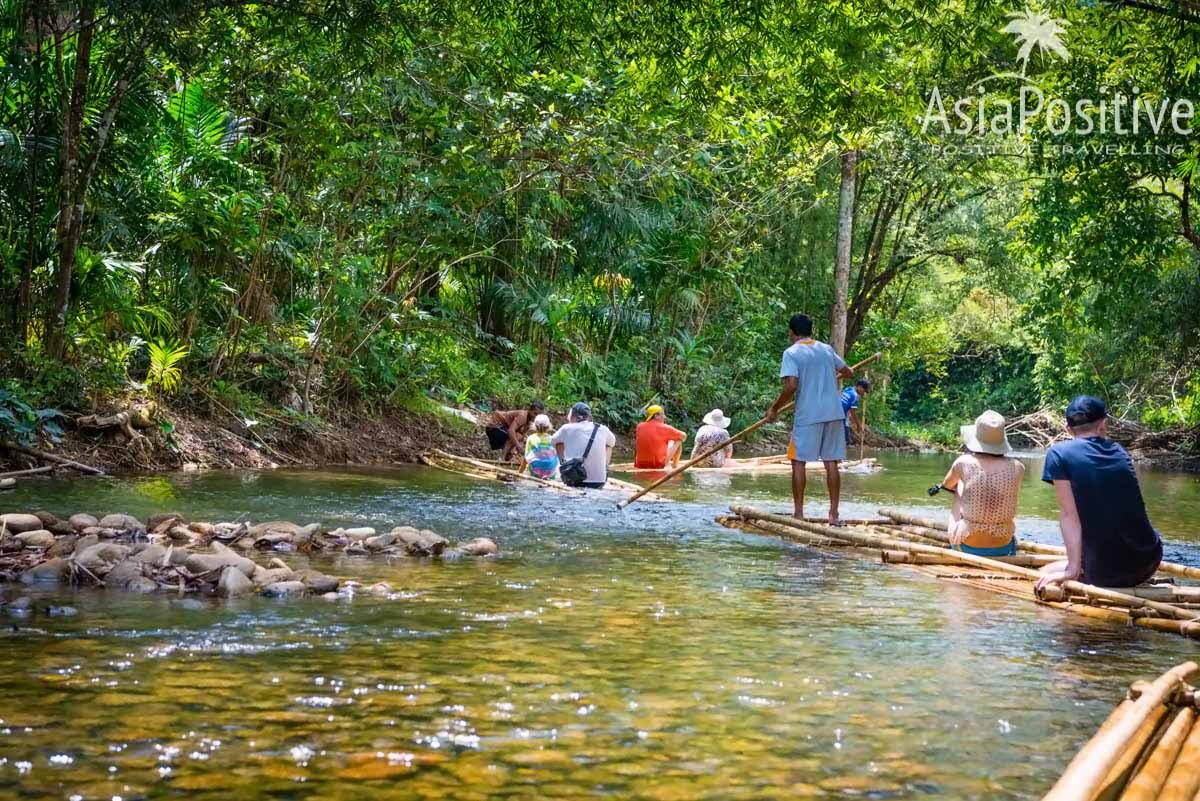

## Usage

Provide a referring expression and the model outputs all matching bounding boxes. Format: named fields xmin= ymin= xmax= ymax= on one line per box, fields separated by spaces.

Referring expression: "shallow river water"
xmin=1 ymin=452 xmax=1199 ymax=800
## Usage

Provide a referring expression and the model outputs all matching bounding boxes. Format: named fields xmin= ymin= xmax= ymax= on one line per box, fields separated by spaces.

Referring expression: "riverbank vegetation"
xmin=3 ymin=0 xmax=1200 ymax=465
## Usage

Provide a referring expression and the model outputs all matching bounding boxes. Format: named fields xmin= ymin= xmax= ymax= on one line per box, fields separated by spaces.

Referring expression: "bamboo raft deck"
xmin=718 ymin=507 xmax=1200 ymax=643
xmin=1042 ymin=662 xmax=1200 ymax=801
xmin=420 ymin=449 xmax=670 ymax=502
xmin=609 ymin=455 xmax=883 ymax=474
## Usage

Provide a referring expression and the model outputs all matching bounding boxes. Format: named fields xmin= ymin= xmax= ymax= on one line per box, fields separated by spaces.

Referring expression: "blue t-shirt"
xmin=841 ymin=387 xmax=859 ymax=423
xmin=779 ymin=339 xmax=847 ymax=426
xmin=1041 ymin=437 xmax=1162 ymax=586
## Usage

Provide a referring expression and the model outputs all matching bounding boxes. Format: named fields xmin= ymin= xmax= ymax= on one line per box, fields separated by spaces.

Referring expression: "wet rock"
xmin=251 ymin=566 xmax=295 ymax=587
xmin=364 ymin=533 xmax=396 ymax=551
xmin=173 ymin=598 xmax=206 ymax=611
xmin=183 ymin=547 xmax=257 ymax=578
xmin=132 ymin=543 xmax=170 ymax=565
xmin=217 ymin=566 xmax=254 ymax=597
xmin=253 ymin=532 xmax=294 ymax=548
xmin=166 ymin=525 xmax=195 ymax=543
xmin=295 ymin=569 xmax=338 ymax=594
xmin=268 ymin=557 xmax=290 ymax=570
xmin=440 ymin=548 xmax=465 ymax=562
xmin=188 ymin=521 xmax=214 ymax=536
xmin=322 ymin=592 xmax=340 ymax=601
xmin=20 ymin=558 xmax=69 ymax=585
xmin=458 ymin=537 xmax=499 ymax=557
xmin=68 ymin=513 xmax=98 ymax=531
xmin=342 ymin=527 xmax=376 ymax=541
xmin=105 ymin=560 xmax=146 ymax=589
xmin=48 ymin=605 xmax=77 ymax=616
xmin=367 ymin=582 xmax=393 ymax=598
xmin=127 ymin=576 xmax=158 ymax=594
xmin=14 ymin=530 xmax=56 ymax=549
xmin=46 ymin=535 xmax=78 ymax=559
xmin=6 ymin=596 xmax=32 ymax=614
xmin=80 ymin=526 xmax=123 ymax=539
xmin=75 ymin=542 xmax=131 ymax=573
xmin=0 ymin=513 xmax=43 ymax=533
xmin=261 ymin=580 xmax=307 ymax=598
xmin=392 ymin=527 xmax=449 ymax=557
xmin=73 ymin=534 xmax=99 ymax=553
xmin=98 ymin=513 xmax=145 ymax=533
xmin=33 ymin=511 xmax=73 ymax=535
xmin=147 ymin=513 xmax=186 ymax=532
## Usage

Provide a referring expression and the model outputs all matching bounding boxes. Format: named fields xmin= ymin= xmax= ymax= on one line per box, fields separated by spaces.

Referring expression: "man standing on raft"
xmin=765 ymin=314 xmax=854 ymax=524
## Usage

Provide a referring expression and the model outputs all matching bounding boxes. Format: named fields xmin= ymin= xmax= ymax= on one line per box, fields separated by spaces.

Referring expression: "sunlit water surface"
xmin=1 ymin=452 xmax=1199 ymax=800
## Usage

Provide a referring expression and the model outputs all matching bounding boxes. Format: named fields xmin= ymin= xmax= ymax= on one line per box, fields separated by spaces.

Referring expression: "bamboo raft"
xmin=1043 ymin=662 xmax=1200 ymax=801
xmin=609 ymin=455 xmax=883 ymax=474
xmin=717 ymin=506 xmax=1200 ymax=642
xmin=420 ymin=449 xmax=669 ymax=502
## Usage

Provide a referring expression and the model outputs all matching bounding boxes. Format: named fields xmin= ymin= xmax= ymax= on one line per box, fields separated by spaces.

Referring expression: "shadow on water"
xmin=0 ymin=452 xmax=1198 ymax=799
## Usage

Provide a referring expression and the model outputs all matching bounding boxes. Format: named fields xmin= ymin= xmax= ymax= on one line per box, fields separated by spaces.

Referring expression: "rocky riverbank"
xmin=0 ymin=510 xmax=498 ymax=609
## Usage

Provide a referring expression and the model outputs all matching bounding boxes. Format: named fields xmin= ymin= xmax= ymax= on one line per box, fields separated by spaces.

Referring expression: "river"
xmin=0 ymin=451 xmax=1197 ymax=800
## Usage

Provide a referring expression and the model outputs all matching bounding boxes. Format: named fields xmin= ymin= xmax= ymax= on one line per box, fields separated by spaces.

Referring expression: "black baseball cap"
xmin=570 ymin=402 xmax=592 ymax=419
xmin=1065 ymin=395 xmax=1107 ymax=427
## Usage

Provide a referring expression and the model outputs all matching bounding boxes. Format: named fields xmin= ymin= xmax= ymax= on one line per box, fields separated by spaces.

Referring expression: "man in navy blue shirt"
xmin=1036 ymin=396 xmax=1162 ymax=591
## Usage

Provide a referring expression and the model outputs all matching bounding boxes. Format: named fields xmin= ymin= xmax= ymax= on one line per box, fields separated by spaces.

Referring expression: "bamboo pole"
xmin=1089 ymin=704 xmax=1173 ymax=801
xmin=1117 ymin=708 xmax=1196 ymax=801
xmin=425 ymin=450 xmax=585 ymax=495
xmin=716 ymin=515 xmax=866 ymax=550
xmin=1041 ymin=662 xmax=1198 ymax=801
xmin=880 ymin=550 xmax=1059 ymax=568
xmin=880 ymin=509 xmax=1200 ymax=581
xmin=616 ymin=352 xmax=882 ymax=509
xmin=858 ymin=391 xmax=867 ymax=462
xmin=1159 ymin=713 xmax=1200 ymax=801
xmin=730 ymin=507 xmax=1200 ymax=623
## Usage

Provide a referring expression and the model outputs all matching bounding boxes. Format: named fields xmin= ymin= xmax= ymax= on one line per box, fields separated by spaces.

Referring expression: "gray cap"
xmin=570 ymin=402 xmax=592 ymax=419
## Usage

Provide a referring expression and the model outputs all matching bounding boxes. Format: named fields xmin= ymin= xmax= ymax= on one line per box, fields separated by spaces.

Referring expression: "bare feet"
xmin=827 ymin=513 xmax=844 ymax=527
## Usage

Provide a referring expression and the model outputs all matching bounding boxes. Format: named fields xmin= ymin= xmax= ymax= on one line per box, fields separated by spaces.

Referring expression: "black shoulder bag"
xmin=559 ymin=424 xmax=600 ymax=487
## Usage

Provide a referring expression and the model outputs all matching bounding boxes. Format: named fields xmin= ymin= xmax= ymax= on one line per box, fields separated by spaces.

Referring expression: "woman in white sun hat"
xmin=691 ymin=409 xmax=735 ymax=468
xmin=938 ymin=410 xmax=1026 ymax=556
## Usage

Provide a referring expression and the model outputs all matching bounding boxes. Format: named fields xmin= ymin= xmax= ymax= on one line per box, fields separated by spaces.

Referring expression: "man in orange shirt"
xmin=634 ymin=404 xmax=687 ymax=469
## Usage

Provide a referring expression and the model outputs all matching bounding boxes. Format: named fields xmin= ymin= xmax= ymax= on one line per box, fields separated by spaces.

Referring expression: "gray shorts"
xmin=789 ymin=420 xmax=846 ymax=462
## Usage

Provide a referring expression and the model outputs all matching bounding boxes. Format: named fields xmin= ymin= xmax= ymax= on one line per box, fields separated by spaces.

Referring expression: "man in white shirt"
xmin=552 ymin=402 xmax=616 ymax=488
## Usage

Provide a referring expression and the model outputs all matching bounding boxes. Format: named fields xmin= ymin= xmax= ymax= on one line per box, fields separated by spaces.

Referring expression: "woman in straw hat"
xmin=938 ymin=410 xmax=1026 ymax=556
xmin=691 ymin=409 xmax=735 ymax=468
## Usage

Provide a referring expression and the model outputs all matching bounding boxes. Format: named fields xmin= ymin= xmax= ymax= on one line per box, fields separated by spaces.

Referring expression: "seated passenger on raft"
xmin=552 ymin=402 xmax=617 ymax=489
xmin=1036 ymin=396 xmax=1163 ymax=591
xmin=524 ymin=414 xmax=560 ymax=480
xmin=690 ymin=409 xmax=734 ymax=468
xmin=939 ymin=410 xmax=1025 ymax=557
xmin=634 ymin=404 xmax=686 ymax=469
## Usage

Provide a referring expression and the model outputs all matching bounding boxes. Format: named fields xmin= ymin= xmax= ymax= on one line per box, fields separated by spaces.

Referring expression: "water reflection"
xmin=0 ymin=454 xmax=1198 ymax=799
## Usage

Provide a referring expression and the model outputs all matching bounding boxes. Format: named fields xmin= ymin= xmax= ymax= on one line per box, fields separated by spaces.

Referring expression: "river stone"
xmin=104 ymin=560 xmax=146 ymax=589
xmin=252 ymin=566 xmax=296 ymax=587
xmin=367 ymin=582 xmax=393 ymax=598
xmin=6 ymin=596 xmax=32 ymax=613
xmin=75 ymin=542 xmax=131 ymax=572
xmin=132 ymin=543 xmax=169 ymax=565
xmin=254 ymin=531 xmax=294 ymax=548
xmin=69 ymin=513 xmax=99 ymax=531
xmin=184 ymin=548 xmax=257 ymax=578
xmin=14 ymin=530 xmax=56 ymax=549
xmin=217 ymin=566 xmax=254 ymax=597
xmin=98 ymin=513 xmax=145 ymax=532
xmin=458 ymin=537 xmax=499 ymax=557
xmin=33 ymin=511 xmax=72 ymax=535
xmin=188 ymin=521 xmax=214 ymax=536
xmin=80 ymin=526 xmax=123 ymax=540
xmin=342 ymin=527 xmax=376 ymax=541
xmin=147 ymin=513 xmax=186 ymax=532
xmin=261 ymin=580 xmax=307 ymax=598
xmin=127 ymin=576 xmax=158 ymax=594
xmin=364 ymin=532 xmax=397 ymax=551
xmin=1 ymin=513 xmax=43 ymax=533
xmin=392 ymin=527 xmax=449 ymax=557
xmin=295 ymin=569 xmax=338 ymax=594
xmin=46 ymin=535 xmax=78 ymax=559
xmin=20 ymin=558 xmax=69 ymax=584
xmin=73 ymin=534 xmax=99 ymax=553
xmin=166 ymin=525 xmax=195 ymax=543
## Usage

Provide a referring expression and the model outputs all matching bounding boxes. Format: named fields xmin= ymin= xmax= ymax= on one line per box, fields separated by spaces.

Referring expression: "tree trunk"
xmin=830 ymin=149 xmax=857 ymax=356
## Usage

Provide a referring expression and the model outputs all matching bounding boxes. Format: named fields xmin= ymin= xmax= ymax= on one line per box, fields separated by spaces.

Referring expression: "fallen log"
xmin=0 ymin=441 xmax=105 ymax=476
xmin=0 ymin=465 xmax=57 ymax=479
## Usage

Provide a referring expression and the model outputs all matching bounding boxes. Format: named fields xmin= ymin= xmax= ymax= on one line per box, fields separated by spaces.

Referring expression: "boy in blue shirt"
xmin=841 ymin=378 xmax=871 ymax=446
xmin=1036 ymin=396 xmax=1162 ymax=591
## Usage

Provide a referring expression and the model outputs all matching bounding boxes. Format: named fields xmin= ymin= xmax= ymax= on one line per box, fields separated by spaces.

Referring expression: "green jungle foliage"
xmin=2 ymin=0 xmax=1200 ymax=441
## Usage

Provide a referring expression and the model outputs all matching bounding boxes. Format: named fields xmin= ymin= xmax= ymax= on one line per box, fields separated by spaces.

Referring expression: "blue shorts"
xmin=788 ymin=420 xmax=846 ymax=462
xmin=953 ymin=540 xmax=1017 ymax=557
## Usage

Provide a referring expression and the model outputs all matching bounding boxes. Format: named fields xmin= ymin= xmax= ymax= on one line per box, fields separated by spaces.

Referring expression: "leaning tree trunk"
xmin=830 ymin=149 xmax=857 ymax=356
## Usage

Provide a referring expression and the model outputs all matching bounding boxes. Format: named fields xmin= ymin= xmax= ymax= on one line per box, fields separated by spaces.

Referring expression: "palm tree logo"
xmin=1003 ymin=8 xmax=1069 ymax=77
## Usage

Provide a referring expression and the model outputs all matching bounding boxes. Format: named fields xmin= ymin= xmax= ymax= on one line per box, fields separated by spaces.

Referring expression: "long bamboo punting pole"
xmin=730 ymin=507 xmax=1200 ymax=623
xmin=425 ymin=449 xmax=586 ymax=495
xmin=1117 ymin=708 xmax=1196 ymax=801
xmin=879 ymin=509 xmax=1200 ymax=581
xmin=1041 ymin=663 xmax=1199 ymax=801
xmin=1159 ymin=713 xmax=1200 ymax=801
xmin=616 ymin=352 xmax=882 ymax=510
xmin=1090 ymin=704 xmax=1174 ymax=801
